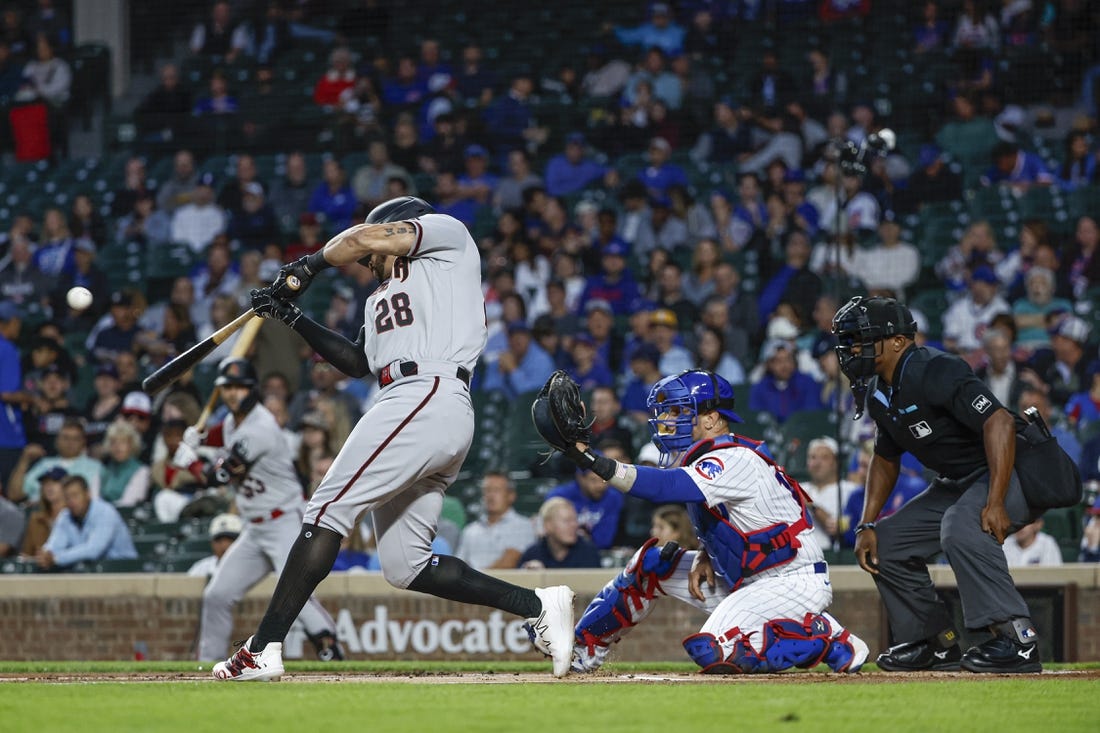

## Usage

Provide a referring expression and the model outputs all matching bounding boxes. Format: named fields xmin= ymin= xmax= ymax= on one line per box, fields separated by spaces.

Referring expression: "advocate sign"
xmin=285 ymin=605 xmax=536 ymax=658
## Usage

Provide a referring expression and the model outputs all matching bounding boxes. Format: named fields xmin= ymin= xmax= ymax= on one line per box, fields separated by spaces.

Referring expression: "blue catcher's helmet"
xmin=646 ymin=370 xmax=742 ymax=466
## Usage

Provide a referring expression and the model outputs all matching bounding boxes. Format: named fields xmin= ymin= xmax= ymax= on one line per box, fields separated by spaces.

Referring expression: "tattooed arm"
xmin=314 ymin=221 xmax=419 ymax=266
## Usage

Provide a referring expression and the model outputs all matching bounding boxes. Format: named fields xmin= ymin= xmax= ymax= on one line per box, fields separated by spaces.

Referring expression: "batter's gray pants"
xmin=872 ymin=470 xmax=1038 ymax=644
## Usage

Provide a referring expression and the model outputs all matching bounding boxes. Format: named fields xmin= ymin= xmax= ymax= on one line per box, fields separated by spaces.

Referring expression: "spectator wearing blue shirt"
xmin=192 ymin=70 xmax=239 ymax=116
xmin=456 ymin=145 xmax=499 ymax=206
xmin=519 ymin=497 xmax=602 ymax=569
xmin=1056 ymin=131 xmax=1098 ymax=192
xmin=649 ymin=308 xmax=694 ymax=376
xmin=308 ymin=158 xmax=356 ymax=231
xmin=432 ymin=171 xmax=478 ymax=228
xmin=638 ymin=136 xmax=689 ymax=198
xmin=0 ymin=301 xmax=27 ymax=483
xmin=621 ymin=342 xmax=662 ymax=420
xmin=980 ymin=141 xmax=1055 ymax=188
xmin=749 ymin=339 xmax=824 ymax=423
xmin=546 ymin=440 xmax=629 ymax=550
xmin=579 ymin=239 xmax=640 ymax=316
xmin=382 ymin=55 xmax=428 ymax=108
xmin=612 ymin=2 xmax=686 ymax=57
xmin=455 ymin=43 xmax=497 ymax=107
xmin=1066 ymin=361 xmax=1100 ymax=430
xmin=484 ymin=71 xmax=546 ymax=158
xmin=566 ymin=333 xmax=615 ymax=392
xmin=545 ymin=133 xmax=611 ymax=197
xmin=35 ymin=475 xmax=136 ymax=570
xmin=481 ymin=321 xmax=555 ymax=398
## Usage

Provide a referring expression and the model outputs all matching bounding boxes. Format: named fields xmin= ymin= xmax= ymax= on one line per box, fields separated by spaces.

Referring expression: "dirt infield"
xmin=2 ymin=669 xmax=1097 ymax=684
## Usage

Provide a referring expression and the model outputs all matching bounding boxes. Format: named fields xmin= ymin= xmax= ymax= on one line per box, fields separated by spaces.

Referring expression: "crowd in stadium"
xmin=1 ymin=0 xmax=1100 ymax=574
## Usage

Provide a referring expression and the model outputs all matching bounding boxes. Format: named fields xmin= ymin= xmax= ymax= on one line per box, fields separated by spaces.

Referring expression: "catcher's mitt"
xmin=531 ymin=370 xmax=593 ymax=452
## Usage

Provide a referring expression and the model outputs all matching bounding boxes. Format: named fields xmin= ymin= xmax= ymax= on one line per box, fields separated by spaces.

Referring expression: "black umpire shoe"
xmin=960 ymin=619 xmax=1042 ymax=674
xmin=876 ymin=640 xmax=962 ymax=671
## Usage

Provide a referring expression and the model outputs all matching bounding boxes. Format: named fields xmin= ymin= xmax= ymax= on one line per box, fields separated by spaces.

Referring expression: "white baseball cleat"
xmin=527 ymin=586 xmax=576 ymax=678
xmin=212 ymin=636 xmax=285 ymax=681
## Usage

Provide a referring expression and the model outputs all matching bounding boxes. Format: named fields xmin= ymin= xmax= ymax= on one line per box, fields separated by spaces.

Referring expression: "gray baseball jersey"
xmin=197 ymin=403 xmax=334 ymax=661
xmin=304 ymin=213 xmax=487 ymax=589
xmin=222 ymin=404 xmax=304 ymax=519
xmin=361 ymin=213 xmax=486 ymax=374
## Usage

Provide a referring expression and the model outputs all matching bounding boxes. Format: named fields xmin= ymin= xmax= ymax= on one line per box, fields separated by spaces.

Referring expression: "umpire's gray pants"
xmin=873 ymin=470 xmax=1037 ymax=644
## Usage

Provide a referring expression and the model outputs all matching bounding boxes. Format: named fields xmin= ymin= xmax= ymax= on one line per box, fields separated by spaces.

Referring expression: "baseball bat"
xmin=192 ymin=314 xmax=265 ymax=431
xmin=142 ymin=273 xmax=304 ymax=396
xmin=142 ymin=310 xmax=258 ymax=395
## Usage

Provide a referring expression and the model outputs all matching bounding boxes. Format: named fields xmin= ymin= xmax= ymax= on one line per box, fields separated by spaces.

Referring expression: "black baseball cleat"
xmin=960 ymin=619 xmax=1042 ymax=674
xmin=308 ymin=632 xmax=345 ymax=662
xmin=876 ymin=639 xmax=962 ymax=671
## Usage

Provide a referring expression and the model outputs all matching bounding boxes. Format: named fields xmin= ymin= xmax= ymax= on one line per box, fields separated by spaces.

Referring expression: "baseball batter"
xmin=212 ymin=196 xmax=574 ymax=681
xmin=536 ymin=369 xmax=868 ymax=674
xmin=171 ymin=357 xmax=340 ymax=662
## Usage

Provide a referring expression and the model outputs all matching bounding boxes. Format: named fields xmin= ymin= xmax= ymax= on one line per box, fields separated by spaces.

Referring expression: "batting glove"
xmin=270 ymin=257 xmax=313 ymax=300
xmin=171 ymin=441 xmax=200 ymax=469
xmin=251 ymin=287 xmax=304 ymax=328
xmin=182 ymin=426 xmax=205 ymax=450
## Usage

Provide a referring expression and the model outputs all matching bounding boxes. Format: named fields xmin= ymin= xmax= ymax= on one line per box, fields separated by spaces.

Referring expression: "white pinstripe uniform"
xmin=577 ymin=441 xmax=849 ymax=669
xmin=303 ymin=213 xmax=486 ymax=589
xmin=197 ymin=404 xmax=336 ymax=661
xmin=657 ymin=445 xmax=837 ymax=655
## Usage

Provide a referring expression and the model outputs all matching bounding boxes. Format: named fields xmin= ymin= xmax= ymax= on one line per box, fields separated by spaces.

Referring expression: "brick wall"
xmin=0 ymin=567 xmax=1096 ymax=662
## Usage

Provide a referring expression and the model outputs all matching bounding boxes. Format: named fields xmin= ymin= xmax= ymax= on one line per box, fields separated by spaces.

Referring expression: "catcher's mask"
xmin=646 ymin=370 xmax=741 ymax=467
xmin=831 ymin=296 xmax=916 ymax=418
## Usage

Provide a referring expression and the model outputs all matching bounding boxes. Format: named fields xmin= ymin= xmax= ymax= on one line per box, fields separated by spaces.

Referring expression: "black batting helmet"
xmin=214 ymin=357 xmax=258 ymax=388
xmin=365 ymin=196 xmax=435 ymax=224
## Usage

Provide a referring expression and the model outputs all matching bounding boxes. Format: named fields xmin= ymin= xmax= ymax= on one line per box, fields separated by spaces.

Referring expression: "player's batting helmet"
xmin=214 ymin=357 xmax=258 ymax=388
xmin=646 ymin=370 xmax=741 ymax=466
xmin=365 ymin=196 xmax=435 ymax=224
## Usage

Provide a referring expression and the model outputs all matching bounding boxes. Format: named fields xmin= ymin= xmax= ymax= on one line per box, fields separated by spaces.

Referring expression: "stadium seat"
xmin=776 ymin=409 xmax=837 ymax=483
xmin=1041 ymin=505 xmax=1084 ymax=563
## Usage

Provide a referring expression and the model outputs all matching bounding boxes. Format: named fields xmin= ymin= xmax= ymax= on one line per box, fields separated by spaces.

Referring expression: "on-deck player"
xmin=563 ymin=369 xmax=869 ymax=674
xmin=171 ymin=356 xmax=342 ymax=662
xmin=212 ymin=196 xmax=574 ymax=681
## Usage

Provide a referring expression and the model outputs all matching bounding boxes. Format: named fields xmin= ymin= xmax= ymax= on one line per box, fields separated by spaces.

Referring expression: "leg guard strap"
xmin=575 ymin=538 xmax=684 ymax=652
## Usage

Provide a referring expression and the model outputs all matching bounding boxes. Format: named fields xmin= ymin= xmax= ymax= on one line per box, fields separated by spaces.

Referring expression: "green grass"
xmin=0 ymin=677 xmax=1097 ymax=733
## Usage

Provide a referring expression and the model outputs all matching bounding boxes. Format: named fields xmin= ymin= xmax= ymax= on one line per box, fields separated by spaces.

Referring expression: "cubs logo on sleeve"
xmin=694 ymin=457 xmax=725 ymax=480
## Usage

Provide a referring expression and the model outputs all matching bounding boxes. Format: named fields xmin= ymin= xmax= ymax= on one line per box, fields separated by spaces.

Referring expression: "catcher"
xmin=531 ymin=369 xmax=869 ymax=674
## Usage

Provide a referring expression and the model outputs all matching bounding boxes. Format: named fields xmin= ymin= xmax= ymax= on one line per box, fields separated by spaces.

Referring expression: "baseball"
xmin=66 ymin=286 xmax=93 ymax=311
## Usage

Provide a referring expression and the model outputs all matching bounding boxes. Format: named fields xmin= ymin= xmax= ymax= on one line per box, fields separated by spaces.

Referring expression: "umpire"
xmin=831 ymin=296 xmax=1081 ymax=674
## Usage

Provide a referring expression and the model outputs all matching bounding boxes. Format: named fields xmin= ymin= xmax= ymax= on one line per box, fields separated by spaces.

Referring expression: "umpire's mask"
xmin=831 ymin=296 xmax=917 ymax=418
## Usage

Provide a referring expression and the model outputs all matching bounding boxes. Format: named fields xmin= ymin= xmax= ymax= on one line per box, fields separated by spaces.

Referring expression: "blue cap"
xmin=0 ymin=300 xmax=22 ymax=321
xmin=506 ymin=320 xmax=530 ymax=334
xmin=1087 ymin=359 xmax=1100 ymax=378
xmin=630 ymin=342 xmax=661 ymax=364
xmin=465 ymin=144 xmax=488 ymax=158
xmin=40 ymin=466 xmax=67 ymax=483
xmin=566 ymin=132 xmax=586 ymax=145
xmin=198 ymin=171 xmax=217 ymax=187
xmin=812 ymin=332 xmax=837 ymax=359
xmin=970 ymin=266 xmax=998 ymax=285
xmin=918 ymin=144 xmax=942 ymax=168
xmin=573 ymin=332 xmax=596 ymax=347
xmin=629 ymin=297 xmax=656 ymax=313
xmin=783 ymin=169 xmax=806 ymax=183
xmin=601 ymin=238 xmax=629 ymax=257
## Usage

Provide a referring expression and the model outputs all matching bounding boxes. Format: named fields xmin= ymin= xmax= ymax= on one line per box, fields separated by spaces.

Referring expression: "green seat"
xmin=1041 ymin=505 xmax=1083 ymax=562
xmin=91 ymin=558 xmax=150 ymax=573
xmin=776 ymin=409 xmax=837 ymax=482
xmin=147 ymin=242 xmax=198 ymax=280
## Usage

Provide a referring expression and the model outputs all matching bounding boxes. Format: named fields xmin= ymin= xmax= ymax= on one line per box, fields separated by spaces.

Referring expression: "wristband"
xmin=855 ymin=522 xmax=877 ymax=535
xmin=564 ymin=446 xmax=617 ymax=481
xmin=304 ymin=249 xmax=332 ymax=275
